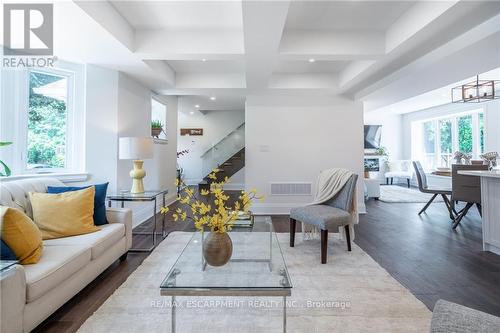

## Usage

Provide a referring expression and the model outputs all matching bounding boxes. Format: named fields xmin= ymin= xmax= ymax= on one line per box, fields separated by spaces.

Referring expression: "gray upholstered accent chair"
xmin=289 ymin=174 xmax=358 ymax=264
xmin=413 ymin=161 xmax=454 ymax=220
xmin=430 ymin=300 xmax=500 ymax=333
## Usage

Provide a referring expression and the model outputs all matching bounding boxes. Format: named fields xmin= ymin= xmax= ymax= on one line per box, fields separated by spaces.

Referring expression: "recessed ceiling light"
xmin=308 ymin=58 xmax=315 ymax=63
xmin=195 ymin=104 xmax=200 ymax=108
xmin=202 ymin=58 xmax=207 ymax=62
xmin=190 ymin=111 xmax=194 ymax=115
xmin=210 ymin=96 xmax=216 ymax=101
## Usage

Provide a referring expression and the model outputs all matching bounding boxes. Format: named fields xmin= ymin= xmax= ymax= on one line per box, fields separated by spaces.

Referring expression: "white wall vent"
xmin=270 ymin=182 xmax=312 ymax=196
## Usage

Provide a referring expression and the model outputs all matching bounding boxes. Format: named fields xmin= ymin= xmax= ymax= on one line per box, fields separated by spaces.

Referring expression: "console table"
xmin=107 ymin=190 xmax=168 ymax=252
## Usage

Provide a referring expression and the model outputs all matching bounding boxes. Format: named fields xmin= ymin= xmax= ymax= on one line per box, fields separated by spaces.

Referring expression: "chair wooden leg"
xmin=289 ymin=218 xmax=296 ymax=247
xmin=345 ymin=225 xmax=352 ymax=252
xmin=391 ymin=178 xmax=394 ymax=185
xmin=418 ymin=193 xmax=438 ymax=215
xmin=407 ymin=178 xmax=410 ymax=188
xmin=441 ymin=194 xmax=455 ymax=220
xmin=452 ymin=203 xmax=473 ymax=229
xmin=386 ymin=178 xmax=389 ymax=185
xmin=476 ymin=203 xmax=482 ymax=217
xmin=321 ymin=229 xmax=328 ymax=264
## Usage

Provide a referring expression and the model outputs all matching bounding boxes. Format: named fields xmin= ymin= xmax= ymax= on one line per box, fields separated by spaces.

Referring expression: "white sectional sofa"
xmin=0 ymin=178 xmax=132 ymax=333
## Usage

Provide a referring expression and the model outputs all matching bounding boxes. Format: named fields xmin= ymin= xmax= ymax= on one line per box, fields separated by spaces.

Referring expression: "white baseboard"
xmin=251 ymin=201 xmax=366 ymax=215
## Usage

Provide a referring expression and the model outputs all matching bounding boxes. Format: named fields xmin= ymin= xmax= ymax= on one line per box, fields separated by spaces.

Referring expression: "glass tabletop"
xmin=107 ymin=189 xmax=168 ymax=200
xmin=0 ymin=260 xmax=19 ymax=272
xmin=160 ymin=217 xmax=292 ymax=293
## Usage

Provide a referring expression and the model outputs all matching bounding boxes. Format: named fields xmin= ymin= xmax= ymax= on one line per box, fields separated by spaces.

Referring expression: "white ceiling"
xmin=369 ymin=67 xmax=500 ymax=115
xmin=56 ymin=1 xmax=500 ymax=112
xmin=110 ymin=1 xmax=243 ymax=30
xmin=178 ymin=95 xmax=246 ymax=114
xmin=274 ymin=60 xmax=348 ymax=74
xmin=285 ymin=1 xmax=416 ymax=31
xmin=166 ymin=60 xmax=245 ymax=73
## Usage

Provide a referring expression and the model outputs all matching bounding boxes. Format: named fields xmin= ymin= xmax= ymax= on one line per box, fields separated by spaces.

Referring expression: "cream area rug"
xmin=78 ymin=232 xmax=431 ymax=333
xmin=379 ymin=186 xmax=445 ymax=203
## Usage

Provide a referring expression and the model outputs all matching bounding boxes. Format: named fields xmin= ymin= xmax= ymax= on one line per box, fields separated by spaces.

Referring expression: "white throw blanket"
xmin=303 ymin=168 xmax=358 ymax=240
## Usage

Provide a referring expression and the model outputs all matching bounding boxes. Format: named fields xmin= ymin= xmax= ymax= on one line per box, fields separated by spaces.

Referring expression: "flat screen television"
xmin=364 ymin=125 xmax=382 ymax=149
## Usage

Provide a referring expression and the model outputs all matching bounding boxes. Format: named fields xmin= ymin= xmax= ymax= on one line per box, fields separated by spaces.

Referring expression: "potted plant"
xmin=0 ymin=141 xmax=13 ymax=177
xmin=375 ymin=146 xmax=390 ymax=168
xmin=364 ymin=165 xmax=370 ymax=179
xmin=151 ymin=120 xmax=163 ymax=138
xmin=161 ymin=169 xmax=263 ymax=266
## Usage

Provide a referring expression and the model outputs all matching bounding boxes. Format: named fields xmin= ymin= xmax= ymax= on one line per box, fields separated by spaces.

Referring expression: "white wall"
xmin=83 ymin=68 xmax=178 ymax=227
xmin=364 ymin=109 xmax=403 ymax=160
xmin=245 ymin=95 xmax=365 ymax=215
xmin=177 ymin=108 xmax=245 ymax=185
xmin=85 ymin=65 xmax=119 ymax=192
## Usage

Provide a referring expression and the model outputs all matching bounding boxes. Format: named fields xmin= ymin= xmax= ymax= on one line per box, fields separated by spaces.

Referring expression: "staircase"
xmin=199 ymin=123 xmax=245 ymax=190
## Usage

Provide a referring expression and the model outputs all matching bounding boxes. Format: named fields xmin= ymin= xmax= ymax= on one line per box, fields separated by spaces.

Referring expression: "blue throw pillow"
xmin=47 ymin=183 xmax=109 ymax=226
xmin=1 ymin=239 xmax=17 ymax=261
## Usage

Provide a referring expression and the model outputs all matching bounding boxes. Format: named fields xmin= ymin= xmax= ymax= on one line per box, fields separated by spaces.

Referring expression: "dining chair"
xmin=412 ymin=161 xmax=454 ymax=220
xmin=451 ymin=164 xmax=488 ymax=229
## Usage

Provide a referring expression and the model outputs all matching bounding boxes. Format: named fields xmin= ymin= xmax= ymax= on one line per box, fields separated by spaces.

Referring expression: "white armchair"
xmin=384 ymin=160 xmax=413 ymax=188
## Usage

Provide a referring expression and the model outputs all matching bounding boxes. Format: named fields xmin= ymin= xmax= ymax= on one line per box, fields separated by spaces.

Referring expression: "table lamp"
xmin=119 ymin=137 xmax=154 ymax=194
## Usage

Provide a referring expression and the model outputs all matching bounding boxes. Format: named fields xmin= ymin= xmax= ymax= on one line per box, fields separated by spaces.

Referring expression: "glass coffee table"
xmin=160 ymin=216 xmax=292 ymax=332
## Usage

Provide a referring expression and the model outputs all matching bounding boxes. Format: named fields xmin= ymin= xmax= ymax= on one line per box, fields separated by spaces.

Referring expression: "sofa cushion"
xmin=290 ymin=205 xmax=351 ymax=230
xmin=29 ymin=187 xmax=100 ymax=240
xmin=385 ymin=171 xmax=412 ymax=178
xmin=24 ymin=245 xmax=91 ymax=302
xmin=1 ymin=239 xmax=16 ymax=260
xmin=44 ymin=223 xmax=125 ymax=260
xmin=1 ymin=206 xmax=43 ymax=264
xmin=47 ymin=183 xmax=109 ymax=226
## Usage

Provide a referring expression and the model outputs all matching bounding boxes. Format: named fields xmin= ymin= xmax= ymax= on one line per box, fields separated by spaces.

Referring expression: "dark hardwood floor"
xmin=33 ymin=190 xmax=500 ymax=332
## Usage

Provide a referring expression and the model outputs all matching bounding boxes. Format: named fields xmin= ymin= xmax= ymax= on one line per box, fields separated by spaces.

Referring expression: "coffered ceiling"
xmin=49 ymin=1 xmax=500 ymax=111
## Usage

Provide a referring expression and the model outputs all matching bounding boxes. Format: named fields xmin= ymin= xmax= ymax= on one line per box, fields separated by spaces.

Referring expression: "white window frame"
xmin=411 ymin=109 xmax=484 ymax=171
xmin=1 ymin=62 xmax=85 ymax=177
xmin=20 ymin=68 xmax=75 ymax=174
xmin=151 ymin=95 xmax=168 ymax=142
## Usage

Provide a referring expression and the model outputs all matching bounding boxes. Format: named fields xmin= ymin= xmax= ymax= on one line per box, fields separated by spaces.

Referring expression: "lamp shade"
xmin=119 ymin=137 xmax=153 ymax=160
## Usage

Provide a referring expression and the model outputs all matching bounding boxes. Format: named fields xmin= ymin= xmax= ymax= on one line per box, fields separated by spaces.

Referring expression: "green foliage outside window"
xmin=423 ymin=121 xmax=435 ymax=153
xmin=28 ymin=71 xmax=67 ymax=169
xmin=479 ymin=113 xmax=485 ymax=153
xmin=439 ymin=120 xmax=452 ymax=153
xmin=458 ymin=115 xmax=473 ymax=153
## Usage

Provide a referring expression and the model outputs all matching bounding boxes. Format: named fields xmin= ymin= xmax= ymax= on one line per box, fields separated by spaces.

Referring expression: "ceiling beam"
xmin=340 ymin=0 xmax=500 ymax=97
xmin=279 ymin=30 xmax=385 ymax=60
xmin=175 ymin=73 xmax=246 ymax=89
xmin=268 ymin=73 xmax=338 ymax=91
xmin=142 ymin=60 xmax=176 ymax=87
xmin=242 ymin=1 xmax=290 ymax=90
xmin=73 ymin=1 xmax=134 ymax=51
xmin=134 ymin=29 xmax=244 ymax=60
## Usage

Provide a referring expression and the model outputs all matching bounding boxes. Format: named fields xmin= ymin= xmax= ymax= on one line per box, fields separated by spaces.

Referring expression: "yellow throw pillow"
xmin=30 ymin=186 xmax=100 ymax=240
xmin=1 ymin=206 xmax=43 ymax=264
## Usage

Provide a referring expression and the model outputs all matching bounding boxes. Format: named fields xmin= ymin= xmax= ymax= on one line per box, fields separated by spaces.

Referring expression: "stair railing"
xmin=201 ymin=123 xmax=245 ymax=178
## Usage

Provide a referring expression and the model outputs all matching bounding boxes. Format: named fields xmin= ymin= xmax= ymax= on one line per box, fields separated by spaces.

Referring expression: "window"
xmin=411 ymin=110 xmax=485 ymax=170
xmin=439 ymin=119 xmax=452 ymax=167
xmin=458 ymin=115 xmax=473 ymax=154
xmin=151 ymin=97 xmax=167 ymax=141
xmin=0 ymin=64 xmax=82 ymax=176
xmin=27 ymin=70 xmax=69 ymax=170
